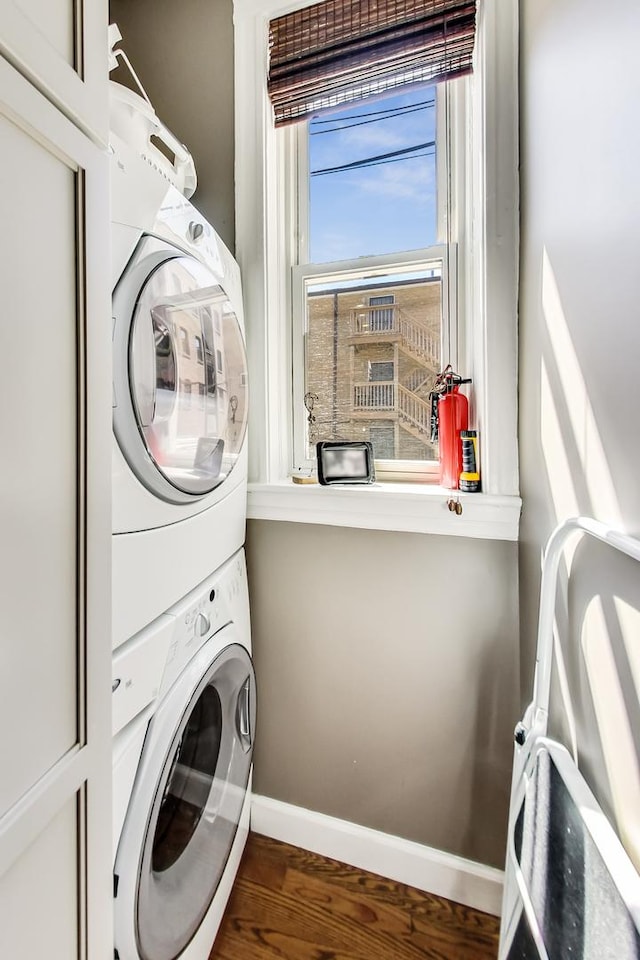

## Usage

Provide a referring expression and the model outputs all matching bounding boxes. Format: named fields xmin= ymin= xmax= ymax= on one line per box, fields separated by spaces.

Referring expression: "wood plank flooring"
xmin=211 ymin=833 xmax=500 ymax=960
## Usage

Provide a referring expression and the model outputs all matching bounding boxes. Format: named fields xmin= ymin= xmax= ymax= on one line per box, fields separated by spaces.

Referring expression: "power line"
xmin=310 ymin=102 xmax=435 ymax=136
xmin=344 ymin=150 xmax=435 ymax=173
xmin=310 ymin=98 xmax=435 ymax=125
xmin=312 ymin=150 xmax=435 ymax=175
xmin=311 ymin=140 xmax=435 ymax=176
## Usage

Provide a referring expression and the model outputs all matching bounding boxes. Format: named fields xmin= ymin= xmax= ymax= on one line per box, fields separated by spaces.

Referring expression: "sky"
xmin=308 ymin=85 xmax=438 ymax=264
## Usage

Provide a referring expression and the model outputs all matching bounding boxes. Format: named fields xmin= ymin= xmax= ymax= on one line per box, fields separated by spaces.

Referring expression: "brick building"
xmin=305 ymin=275 xmax=442 ymax=461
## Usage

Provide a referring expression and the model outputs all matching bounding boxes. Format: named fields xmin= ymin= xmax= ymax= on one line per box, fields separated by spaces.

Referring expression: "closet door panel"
xmin=13 ymin=0 xmax=74 ymax=65
xmin=0 ymin=797 xmax=79 ymax=959
xmin=0 ymin=105 xmax=79 ymax=819
xmin=0 ymin=52 xmax=112 ymax=960
xmin=0 ymin=0 xmax=107 ymax=142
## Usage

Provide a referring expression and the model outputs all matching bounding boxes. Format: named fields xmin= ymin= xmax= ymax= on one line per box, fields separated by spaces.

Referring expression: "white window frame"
xmin=292 ymin=246 xmax=450 ymax=479
xmin=233 ymin=0 xmax=521 ymax=541
xmin=292 ymin=82 xmax=456 ymax=482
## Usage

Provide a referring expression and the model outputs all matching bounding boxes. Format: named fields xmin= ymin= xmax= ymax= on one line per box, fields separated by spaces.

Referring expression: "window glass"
xmin=300 ymin=86 xmax=444 ymax=468
xmin=135 ymin=648 xmax=255 ymax=960
xmin=309 ymin=87 xmax=437 ymax=262
xmin=369 ymin=360 xmax=394 ymax=382
xmin=152 ymin=686 xmax=222 ymax=873
xmin=303 ymin=265 xmax=442 ymax=462
xmin=129 ymin=258 xmax=248 ymax=496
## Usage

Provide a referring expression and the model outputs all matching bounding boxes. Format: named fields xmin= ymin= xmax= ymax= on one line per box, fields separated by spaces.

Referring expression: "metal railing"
xmin=397 ymin=384 xmax=431 ymax=436
xmin=399 ymin=316 xmax=440 ymax=367
xmin=350 ymin=305 xmax=440 ymax=367
xmin=353 ymin=381 xmax=395 ymax=410
xmin=352 ymin=306 xmax=395 ymax=334
xmin=352 ymin=381 xmax=431 ymax=438
xmin=403 ymin=367 xmax=433 ymax=394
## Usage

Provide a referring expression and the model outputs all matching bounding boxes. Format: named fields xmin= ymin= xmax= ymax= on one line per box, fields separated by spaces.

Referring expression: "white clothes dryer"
xmin=109 ymin=81 xmax=249 ymax=647
xmin=112 ymin=548 xmax=255 ymax=960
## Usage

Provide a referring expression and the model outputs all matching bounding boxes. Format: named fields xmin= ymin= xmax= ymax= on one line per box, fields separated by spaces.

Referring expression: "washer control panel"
xmin=112 ymin=614 xmax=174 ymax=737
xmin=159 ymin=548 xmax=248 ymax=695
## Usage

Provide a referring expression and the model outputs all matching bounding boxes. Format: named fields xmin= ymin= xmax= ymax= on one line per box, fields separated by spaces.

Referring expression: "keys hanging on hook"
xmin=304 ymin=392 xmax=318 ymax=441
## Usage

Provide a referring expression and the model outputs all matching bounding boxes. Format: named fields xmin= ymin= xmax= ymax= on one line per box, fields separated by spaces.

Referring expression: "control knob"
xmin=187 ymin=221 xmax=204 ymax=243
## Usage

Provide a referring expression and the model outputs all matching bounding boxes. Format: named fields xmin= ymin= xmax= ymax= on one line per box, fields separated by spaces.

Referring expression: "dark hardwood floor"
xmin=211 ymin=832 xmax=500 ymax=960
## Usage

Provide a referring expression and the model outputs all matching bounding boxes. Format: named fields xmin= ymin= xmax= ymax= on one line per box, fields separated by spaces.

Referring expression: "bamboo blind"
xmin=268 ymin=0 xmax=476 ymax=125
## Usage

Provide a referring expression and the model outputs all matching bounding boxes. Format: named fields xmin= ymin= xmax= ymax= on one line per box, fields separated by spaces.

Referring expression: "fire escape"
xmin=346 ymin=302 xmax=440 ymax=446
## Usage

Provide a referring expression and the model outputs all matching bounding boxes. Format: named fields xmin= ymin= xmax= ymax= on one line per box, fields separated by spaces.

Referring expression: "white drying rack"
xmin=499 ymin=517 xmax=640 ymax=960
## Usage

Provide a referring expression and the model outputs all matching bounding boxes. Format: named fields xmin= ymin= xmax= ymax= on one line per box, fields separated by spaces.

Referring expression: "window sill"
xmin=247 ymin=480 xmax=521 ymax=541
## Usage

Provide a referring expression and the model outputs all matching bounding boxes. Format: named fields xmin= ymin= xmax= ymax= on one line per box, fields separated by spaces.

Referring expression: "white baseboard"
xmin=250 ymin=795 xmax=504 ymax=917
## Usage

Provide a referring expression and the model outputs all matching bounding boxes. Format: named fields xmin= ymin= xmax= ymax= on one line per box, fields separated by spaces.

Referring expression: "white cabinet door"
xmin=0 ymin=54 xmax=111 ymax=960
xmin=0 ymin=0 xmax=108 ymax=143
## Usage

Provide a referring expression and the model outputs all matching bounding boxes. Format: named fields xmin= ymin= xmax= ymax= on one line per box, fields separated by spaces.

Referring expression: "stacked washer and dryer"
xmin=108 ymin=29 xmax=255 ymax=960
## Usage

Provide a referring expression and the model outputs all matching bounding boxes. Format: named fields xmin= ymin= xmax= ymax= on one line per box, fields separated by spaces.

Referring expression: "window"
xmin=292 ymin=83 xmax=453 ymax=477
xmin=297 ymin=263 xmax=444 ymax=466
xmin=234 ymin=0 xmax=520 ymax=538
xmin=307 ymin=90 xmax=437 ymax=261
xmin=369 ymin=361 xmax=394 ymax=382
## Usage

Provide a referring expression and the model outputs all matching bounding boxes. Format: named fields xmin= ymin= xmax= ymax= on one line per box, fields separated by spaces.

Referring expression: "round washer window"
xmin=152 ymin=685 xmax=223 ymax=873
xmin=135 ymin=645 xmax=255 ymax=960
xmin=129 ymin=256 xmax=248 ymax=497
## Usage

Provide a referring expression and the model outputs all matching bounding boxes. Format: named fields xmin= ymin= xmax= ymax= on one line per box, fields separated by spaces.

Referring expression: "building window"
xmin=234 ymin=0 xmax=520 ymax=522
xmin=293 ymin=85 xmax=451 ymax=475
xmin=194 ymin=334 xmax=204 ymax=363
xmin=368 ymin=360 xmax=394 ymax=383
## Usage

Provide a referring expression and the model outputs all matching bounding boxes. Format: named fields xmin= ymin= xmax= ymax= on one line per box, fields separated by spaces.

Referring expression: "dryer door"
xmin=113 ymin=235 xmax=248 ymax=504
xmin=114 ymin=636 xmax=256 ymax=960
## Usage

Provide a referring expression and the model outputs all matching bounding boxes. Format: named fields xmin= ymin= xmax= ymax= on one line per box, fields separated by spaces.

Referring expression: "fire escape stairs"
xmin=397 ymin=337 xmax=436 ymax=369
xmin=351 ymin=308 xmax=440 ymax=445
xmin=396 ymin=316 xmax=439 ymax=442
xmin=396 ymin=385 xmax=432 ymax=442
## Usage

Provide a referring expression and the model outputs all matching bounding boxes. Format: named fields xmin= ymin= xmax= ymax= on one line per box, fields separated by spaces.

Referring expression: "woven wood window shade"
xmin=268 ymin=0 xmax=476 ymax=126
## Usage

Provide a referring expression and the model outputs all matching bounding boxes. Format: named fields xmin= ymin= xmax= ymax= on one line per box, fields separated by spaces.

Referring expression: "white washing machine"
xmin=109 ymin=69 xmax=249 ymax=648
xmin=112 ymin=547 xmax=256 ymax=960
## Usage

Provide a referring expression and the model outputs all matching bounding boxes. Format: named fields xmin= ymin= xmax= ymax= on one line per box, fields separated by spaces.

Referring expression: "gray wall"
xmin=247 ymin=521 xmax=519 ymax=868
xmin=518 ymin=0 xmax=640 ymax=854
xmin=109 ymin=0 xmax=235 ymax=251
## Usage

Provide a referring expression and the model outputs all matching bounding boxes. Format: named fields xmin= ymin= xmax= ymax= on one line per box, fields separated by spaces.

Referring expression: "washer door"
xmin=113 ymin=235 xmax=248 ymax=504
xmin=114 ymin=637 xmax=256 ymax=960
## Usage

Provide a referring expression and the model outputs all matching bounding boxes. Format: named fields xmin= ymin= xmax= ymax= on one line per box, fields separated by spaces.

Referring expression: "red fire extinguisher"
xmin=430 ymin=366 xmax=471 ymax=489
